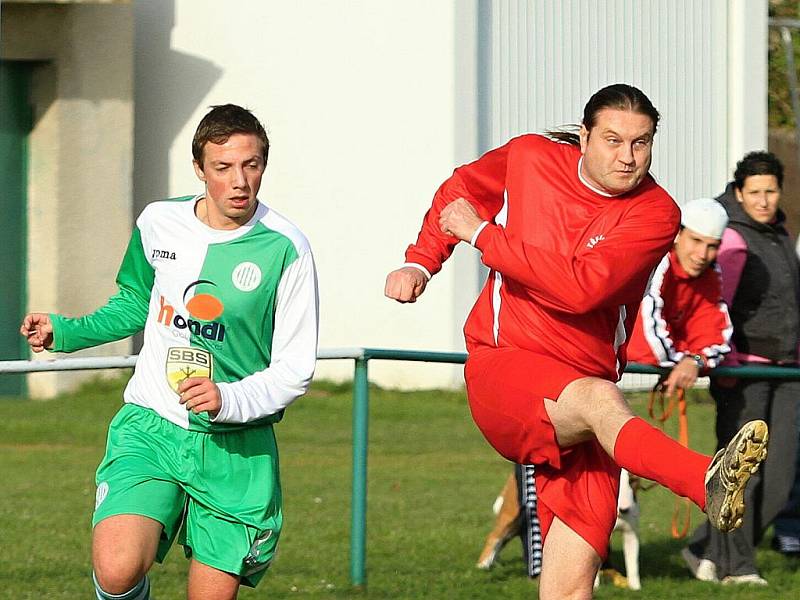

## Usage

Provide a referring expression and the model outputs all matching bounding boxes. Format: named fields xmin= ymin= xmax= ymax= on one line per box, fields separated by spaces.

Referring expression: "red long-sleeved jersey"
xmin=626 ymin=250 xmax=732 ymax=369
xmin=405 ymin=134 xmax=680 ymax=381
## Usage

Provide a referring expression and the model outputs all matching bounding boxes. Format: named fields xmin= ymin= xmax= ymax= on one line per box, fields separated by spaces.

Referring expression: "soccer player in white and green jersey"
xmin=20 ymin=104 xmax=319 ymax=600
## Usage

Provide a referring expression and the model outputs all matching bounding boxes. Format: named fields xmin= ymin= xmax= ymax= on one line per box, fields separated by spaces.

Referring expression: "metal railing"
xmin=3 ymin=349 xmax=800 ymax=587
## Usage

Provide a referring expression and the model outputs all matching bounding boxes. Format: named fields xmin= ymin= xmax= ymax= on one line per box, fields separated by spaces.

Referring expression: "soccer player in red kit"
xmin=385 ymin=84 xmax=768 ymax=599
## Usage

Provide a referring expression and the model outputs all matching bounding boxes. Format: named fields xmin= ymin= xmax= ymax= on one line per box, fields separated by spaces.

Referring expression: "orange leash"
xmin=647 ymin=382 xmax=692 ymax=538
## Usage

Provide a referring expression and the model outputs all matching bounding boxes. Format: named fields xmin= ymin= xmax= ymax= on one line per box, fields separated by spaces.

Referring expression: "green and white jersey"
xmin=51 ymin=195 xmax=319 ymax=432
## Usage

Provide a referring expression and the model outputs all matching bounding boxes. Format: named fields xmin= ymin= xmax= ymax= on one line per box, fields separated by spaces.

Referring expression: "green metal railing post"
xmin=350 ymin=357 xmax=369 ymax=587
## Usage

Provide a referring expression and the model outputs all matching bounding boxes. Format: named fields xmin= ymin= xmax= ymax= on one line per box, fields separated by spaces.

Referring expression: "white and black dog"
xmin=478 ymin=468 xmax=641 ymax=591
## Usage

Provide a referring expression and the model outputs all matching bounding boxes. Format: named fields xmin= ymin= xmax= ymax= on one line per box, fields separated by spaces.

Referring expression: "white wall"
xmin=727 ymin=0 xmax=769 ymax=171
xmin=134 ymin=1 xmax=474 ymax=388
xmin=133 ymin=1 xmax=768 ymax=390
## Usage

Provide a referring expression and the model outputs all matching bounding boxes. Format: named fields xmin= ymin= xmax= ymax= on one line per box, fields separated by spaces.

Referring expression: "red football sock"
xmin=613 ymin=417 xmax=711 ymax=509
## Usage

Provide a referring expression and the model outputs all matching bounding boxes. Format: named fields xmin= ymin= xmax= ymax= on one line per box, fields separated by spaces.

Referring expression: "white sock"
xmin=93 ymin=572 xmax=150 ymax=600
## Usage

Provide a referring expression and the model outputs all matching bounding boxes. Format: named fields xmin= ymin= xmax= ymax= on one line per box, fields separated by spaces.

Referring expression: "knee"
xmin=92 ymin=514 xmax=161 ymax=594
xmin=562 ymin=377 xmax=622 ymax=403
xmin=562 ymin=378 xmax=625 ymax=417
xmin=582 ymin=379 xmax=629 ymax=420
xmin=586 ymin=379 xmax=623 ymax=403
xmin=93 ymin=552 xmax=149 ymax=595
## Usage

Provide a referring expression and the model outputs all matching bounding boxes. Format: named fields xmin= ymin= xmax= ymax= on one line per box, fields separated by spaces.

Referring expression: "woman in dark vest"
xmin=683 ymin=151 xmax=800 ymax=585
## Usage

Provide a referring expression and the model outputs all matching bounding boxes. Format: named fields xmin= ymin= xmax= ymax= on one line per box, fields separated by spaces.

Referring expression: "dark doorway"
xmin=0 ymin=61 xmax=33 ymax=396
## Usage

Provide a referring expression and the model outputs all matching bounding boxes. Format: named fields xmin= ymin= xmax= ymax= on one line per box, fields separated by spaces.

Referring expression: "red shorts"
xmin=465 ymin=346 xmax=621 ymax=559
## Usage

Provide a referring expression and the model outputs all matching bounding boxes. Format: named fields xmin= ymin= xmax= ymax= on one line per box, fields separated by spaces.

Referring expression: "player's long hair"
xmin=546 ymin=84 xmax=660 ymax=146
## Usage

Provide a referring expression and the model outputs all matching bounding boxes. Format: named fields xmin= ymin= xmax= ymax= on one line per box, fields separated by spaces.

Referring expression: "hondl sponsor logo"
xmin=157 ymin=296 xmax=225 ymax=341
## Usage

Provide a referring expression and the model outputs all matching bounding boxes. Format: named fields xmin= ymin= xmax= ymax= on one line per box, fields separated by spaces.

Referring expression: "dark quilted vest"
xmin=718 ymin=185 xmax=800 ymax=362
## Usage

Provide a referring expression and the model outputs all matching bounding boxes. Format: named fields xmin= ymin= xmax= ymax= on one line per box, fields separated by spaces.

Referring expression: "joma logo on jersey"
xmin=152 ymin=249 xmax=177 ymax=260
xmin=157 ymin=279 xmax=226 ymax=341
xmin=586 ymin=234 xmax=605 ymax=249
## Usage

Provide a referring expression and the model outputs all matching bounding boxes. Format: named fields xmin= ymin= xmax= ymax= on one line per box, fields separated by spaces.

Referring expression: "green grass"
xmin=1 ymin=377 xmax=799 ymax=598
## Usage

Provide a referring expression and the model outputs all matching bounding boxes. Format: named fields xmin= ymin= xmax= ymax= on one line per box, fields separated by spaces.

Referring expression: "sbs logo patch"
xmin=165 ymin=347 xmax=213 ymax=394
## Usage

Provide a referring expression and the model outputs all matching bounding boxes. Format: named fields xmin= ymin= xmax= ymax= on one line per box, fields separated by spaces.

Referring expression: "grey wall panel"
xmin=485 ymin=0 xmax=731 ymax=204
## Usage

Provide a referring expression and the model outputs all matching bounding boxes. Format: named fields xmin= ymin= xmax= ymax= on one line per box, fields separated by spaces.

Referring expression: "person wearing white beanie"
xmin=680 ymin=197 xmax=729 ymax=241
xmin=628 ymin=197 xmax=732 ymax=396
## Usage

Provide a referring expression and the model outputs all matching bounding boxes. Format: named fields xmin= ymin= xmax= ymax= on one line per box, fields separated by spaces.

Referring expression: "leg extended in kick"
xmin=544 ymin=378 xmax=710 ymax=504
xmin=545 ymin=377 xmax=769 ymax=532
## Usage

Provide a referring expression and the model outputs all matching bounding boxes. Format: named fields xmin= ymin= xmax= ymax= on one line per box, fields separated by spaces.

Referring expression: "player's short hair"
xmin=547 ymin=84 xmax=659 ymax=145
xmin=733 ymin=151 xmax=784 ymax=190
xmin=192 ymin=104 xmax=269 ymax=168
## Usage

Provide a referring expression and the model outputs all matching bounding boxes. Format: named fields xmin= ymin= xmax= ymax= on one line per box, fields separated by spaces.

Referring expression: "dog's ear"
xmin=628 ymin=474 xmax=642 ymax=495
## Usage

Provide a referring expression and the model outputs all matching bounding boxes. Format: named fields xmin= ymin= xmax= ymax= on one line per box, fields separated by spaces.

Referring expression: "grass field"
xmin=1 ymin=375 xmax=799 ymax=599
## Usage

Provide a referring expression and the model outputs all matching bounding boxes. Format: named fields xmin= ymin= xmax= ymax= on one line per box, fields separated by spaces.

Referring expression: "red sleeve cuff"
xmin=473 ymin=222 xmax=496 ymax=252
xmin=403 ymin=252 xmax=441 ymax=277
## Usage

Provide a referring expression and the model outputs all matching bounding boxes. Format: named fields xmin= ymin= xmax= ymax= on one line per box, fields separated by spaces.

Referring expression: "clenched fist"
xmin=439 ymin=197 xmax=483 ymax=243
xmin=20 ymin=313 xmax=54 ymax=353
xmin=384 ymin=266 xmax=428 ymax=303
xmin=178 ymin=377 xmax=222 ymax=417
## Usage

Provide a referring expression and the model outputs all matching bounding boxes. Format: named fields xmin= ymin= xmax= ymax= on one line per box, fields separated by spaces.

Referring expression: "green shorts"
xmin=93 ymin=403 xmax=282 ymax=587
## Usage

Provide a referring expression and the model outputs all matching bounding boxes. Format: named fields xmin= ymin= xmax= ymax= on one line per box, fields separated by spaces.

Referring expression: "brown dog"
xmin=476 ymin=473 xmax=521 ymax=569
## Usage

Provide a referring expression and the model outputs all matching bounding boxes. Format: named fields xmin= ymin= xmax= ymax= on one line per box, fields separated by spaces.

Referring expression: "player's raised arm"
xmin=386 ymin=139 xmax=511 ymax=302
xmin=473 ymin=196 xmax=680 ymax=314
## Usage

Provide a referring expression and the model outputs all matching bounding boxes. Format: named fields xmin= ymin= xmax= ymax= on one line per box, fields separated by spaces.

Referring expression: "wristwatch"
xmin=689 ymin=354 xmax=705 ymax=370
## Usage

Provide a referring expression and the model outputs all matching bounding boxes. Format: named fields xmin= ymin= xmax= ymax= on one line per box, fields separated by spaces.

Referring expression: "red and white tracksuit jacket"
xmin=627 ymin=249 xmax=732 ymax=369
xmin=404 ymin=134 xmax=680 ymax=380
